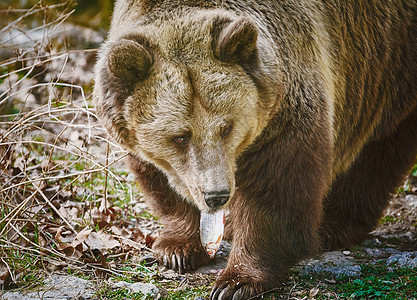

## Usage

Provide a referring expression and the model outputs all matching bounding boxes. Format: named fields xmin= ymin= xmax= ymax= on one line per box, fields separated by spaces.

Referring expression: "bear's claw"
xmin=210 ymin=270 xmax=279 ymax=300
xmin=161 ymin=253 xmax=196 ymax=273
xmin=153 ymin=234 xmax=211 ymax=273
xmin=210 ymin=282 xmax=244 ymax=300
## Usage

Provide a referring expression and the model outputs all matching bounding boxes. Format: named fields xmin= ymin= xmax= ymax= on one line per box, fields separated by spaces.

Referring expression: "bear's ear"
xmin=107 ymin=39 xmax=153 ymax=84
xmin=213 ymin=17 xmax=258 ymax=66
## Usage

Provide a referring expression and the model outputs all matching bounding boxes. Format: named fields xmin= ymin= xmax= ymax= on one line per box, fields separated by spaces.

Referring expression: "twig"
xmin=1 ymin=257 xmax=16 ymax=284
xmin=0 ymin=189 xmax=40 ymax=237
xmin=103 ymin=142 xmax=110 ymax=212
xmin=0 ymin=49 xmax=97 ymax=70
xmin=287 ymin=281 xmax=298 ymax=300
xmin=33 ymin=184 xmax=76 ymax=233
xmin=247 ymin=287 xmax=282 ymax=300
xmin=0 ymin=2 xmax=70 ymax=34
xmin=1 ymin=236 xmax=124 ymax=277
xmin=0 ymin=153 xmax=127 ymax=194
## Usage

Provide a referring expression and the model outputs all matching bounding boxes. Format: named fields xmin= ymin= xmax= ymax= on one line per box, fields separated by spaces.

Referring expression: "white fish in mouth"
xmin=200 ymin=209 xmax=225 ymax=258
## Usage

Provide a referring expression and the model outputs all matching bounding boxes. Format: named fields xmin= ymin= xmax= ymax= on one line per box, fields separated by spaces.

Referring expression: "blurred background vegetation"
xmin=1 ymin=0 xmax=115 ymax=30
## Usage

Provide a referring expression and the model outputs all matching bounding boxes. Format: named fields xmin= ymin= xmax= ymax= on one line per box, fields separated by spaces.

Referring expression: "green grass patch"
xmin=95 ymin=287 xmax=153 ymax=300
xmin=118 ymin=262 xmax=159 ymax=284
xmin=138 ymin=210 xmax=158 ymax=221
xmin=165 ymin=285 xmax=210 ymax=299
xmin=93 ymin=260 xmax=212 ymax=300
xmin=293 ymin=263 xmax=417 ymax=299
xmin=380 ymin=215 xmax=400 ymax=225
xmin=411 ymin=162 xmax=417 ymax=177
xmin=0 ymin=250 xmax=48 ymax=290
xmin=335 ymin=265 xmax=417 ymax=299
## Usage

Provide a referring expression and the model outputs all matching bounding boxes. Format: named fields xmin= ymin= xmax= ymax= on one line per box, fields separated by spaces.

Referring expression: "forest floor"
xmin=1 ymin=2 xmax=417 ymax=299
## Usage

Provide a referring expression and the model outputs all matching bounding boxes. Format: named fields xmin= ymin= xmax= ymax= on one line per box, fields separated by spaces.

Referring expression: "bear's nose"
xmin=203 ymin=190 xmax=230 ymax=209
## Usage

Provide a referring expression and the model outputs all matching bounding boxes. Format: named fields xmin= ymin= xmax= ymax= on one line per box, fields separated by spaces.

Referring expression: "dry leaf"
xmin=309 ymin=287 xmax=319 ymax=297
xmin=132 ymin=228 xmax=145 ymax=243
xmin=324 ymin=278 xmax=336 ymax=284
xmin=55 ymin=226 xmax=76 ymax=243
xmin=40 ymin=159 xmax=55 ymax=171
xmin=58 ymin=206 xmax=80 ymax=221
xmin=45 ymin=261 xmax=67 ymax=272
xmin=111 ymin=225 xmax=131 ymax=239
xmin=121 ymin=238 xmax=143 ymax=251
xmin=145 ymin=234 xmax=156 ymax=247
xmin=85 ymin=230 xmax=120 ymax=253
xmin=0 ymin=261 xmax=10 ymax=282
xmin=56 ymin=241 xmax=72 ymax=251
xmin=61 ymin=246 xmax=83 ymax=258
xmin=71 ymin=227 xmax=92 ymax=248
xmin=99 ymin=198 xmax=111 ymax=213
xmin=87 ymin=207 xmax=111 ymax=227
xmin=38 ymin=235 xmax=47 ymax=247
xmin=13 ymin=156 xmax=25 ymax=172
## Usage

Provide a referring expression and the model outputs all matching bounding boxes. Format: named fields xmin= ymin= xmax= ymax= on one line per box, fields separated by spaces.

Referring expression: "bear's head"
xmin=94 ymin=9 xmax=281 ymax=212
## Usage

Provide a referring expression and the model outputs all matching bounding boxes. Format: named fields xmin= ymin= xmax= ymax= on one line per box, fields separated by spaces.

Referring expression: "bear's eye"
xmin=173 ymin=135 xmax=190 ymax=146
xmin=221 ymin=125 xmax=233 ymax=137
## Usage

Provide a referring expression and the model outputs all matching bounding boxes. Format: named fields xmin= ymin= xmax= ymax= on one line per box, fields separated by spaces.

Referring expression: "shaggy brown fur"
xmin=94 ymin=1 xmax=417 ymax=299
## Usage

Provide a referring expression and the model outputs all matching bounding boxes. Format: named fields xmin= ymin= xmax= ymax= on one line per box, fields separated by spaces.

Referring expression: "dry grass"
xmin=0 ymin=1 xmax=157 ymax=290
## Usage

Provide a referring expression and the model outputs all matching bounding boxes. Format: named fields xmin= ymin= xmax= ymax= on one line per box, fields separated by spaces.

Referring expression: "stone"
xmin=111 ymin=280 xmax=159 ymax=297
xmin=1 ymin=275 xmax=94 ymax=300
xmin=386 ymin=251 xmax=417 ymax=269
xmin=299 ymin=251 xmax=361 ymax=277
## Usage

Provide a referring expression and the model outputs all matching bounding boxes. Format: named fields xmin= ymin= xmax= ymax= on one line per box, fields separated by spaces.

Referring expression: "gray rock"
xmin=1 ymin=275 xmax=94 ymax=300
xmin=299 ymin=251 xmax=361 ymax=277
xmin=386 ymin=251 xmax=417 ymax=269
xmin=365 ymin=247 xmax=401 ymax=259
xmin=405 ymin=194 xmax=417 ymax=208
xmin=111 ymin=281 xmax=159 ymax=297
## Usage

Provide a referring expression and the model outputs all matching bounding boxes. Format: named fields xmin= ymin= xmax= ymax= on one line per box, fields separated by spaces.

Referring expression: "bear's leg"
xmin=127 ymin=154 xmax=211 ymax=273
xmin=321 ymin=107 xmax=417 ymax=250
xmin=210 ymin=193 xmax=324 ymax=299
xmin=210 ymin=127 xmax=332 ymax=299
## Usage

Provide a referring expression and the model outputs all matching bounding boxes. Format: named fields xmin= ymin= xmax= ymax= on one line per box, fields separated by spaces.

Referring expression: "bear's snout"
xmin=203 ymin=189 xmax=230 ymax=209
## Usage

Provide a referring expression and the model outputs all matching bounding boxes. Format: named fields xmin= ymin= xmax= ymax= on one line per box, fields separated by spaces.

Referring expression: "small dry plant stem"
xmin=102 ymin=142 xmax=110 ymax=212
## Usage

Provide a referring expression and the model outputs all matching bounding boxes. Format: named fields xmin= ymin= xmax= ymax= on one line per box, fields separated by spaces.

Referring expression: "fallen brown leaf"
xmin=85 ymin=230 xmax=120 ymax=254
xmin=309 ymin=287 xmax=319 ymax=297
xmin=71 ymin=227 xmax=92 ymax=248
xmin=55 ymin=226 xmax=76 ymax=244
xmin=0 ymin=261 xmax=10 ymax=283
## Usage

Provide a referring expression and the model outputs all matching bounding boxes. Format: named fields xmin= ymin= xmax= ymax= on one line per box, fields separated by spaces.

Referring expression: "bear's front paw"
xmin=210 ymin=268 xmax=281 ymax=300
xmin=152 ymin=235 xmax=211 ymax=273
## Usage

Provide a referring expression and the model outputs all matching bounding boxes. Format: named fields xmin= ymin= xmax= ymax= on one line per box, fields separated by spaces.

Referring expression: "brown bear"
xmin=94 ymin=0 xmax=417 ymax=299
